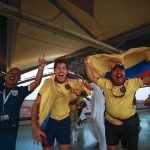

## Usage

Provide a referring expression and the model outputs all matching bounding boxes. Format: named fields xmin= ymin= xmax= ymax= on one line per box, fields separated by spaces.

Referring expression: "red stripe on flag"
xmin=136 ymin=70 xmax=150 ymax=78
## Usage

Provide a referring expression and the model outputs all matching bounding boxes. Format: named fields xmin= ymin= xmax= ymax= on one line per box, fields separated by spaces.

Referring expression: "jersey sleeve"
xmin=97 ymin=78 xmax=107 ymax=89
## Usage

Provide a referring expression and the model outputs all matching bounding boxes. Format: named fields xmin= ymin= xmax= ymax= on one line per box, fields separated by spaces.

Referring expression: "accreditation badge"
xmin=12 ymin=90 xmax=18 ymax=96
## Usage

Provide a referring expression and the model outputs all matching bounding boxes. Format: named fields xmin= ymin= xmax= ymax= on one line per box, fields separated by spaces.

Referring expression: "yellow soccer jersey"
xmin=97 ymin=78 xmax=143 ymax=125
xmin=50 ymin=82 xmax=77 ymax=121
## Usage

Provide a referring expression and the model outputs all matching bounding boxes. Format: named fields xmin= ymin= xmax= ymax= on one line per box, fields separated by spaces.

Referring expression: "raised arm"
xmin=30 ymin=55 xmax=47 ymax=92
xmin=84 ymin=58 xmax=98 ymax=84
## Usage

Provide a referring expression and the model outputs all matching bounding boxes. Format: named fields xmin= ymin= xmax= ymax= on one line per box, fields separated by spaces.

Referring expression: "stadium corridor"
xmin=16 ymin=110 xmax=150 ymax=150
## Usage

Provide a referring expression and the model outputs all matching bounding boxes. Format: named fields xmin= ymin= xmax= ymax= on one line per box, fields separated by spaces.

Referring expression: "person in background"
xmin=76 ymin=98 xmax=87 ymax=128
xmin=69 ymin=100 xmax=79 ymax=142
xmin=88 ymin=83 xmax=107 ymax=150
xmin=144 ymin=94 xmax=150 ymax=106
xmin=0 ymin=56 xmax=47 ymax=150
xmin=32 ymin=59 xmax=89 ymax=150
xmin=69 ymin=97 xmax=87 ymax=142
xmin=85 ymin=60 xmax=150 ymax=150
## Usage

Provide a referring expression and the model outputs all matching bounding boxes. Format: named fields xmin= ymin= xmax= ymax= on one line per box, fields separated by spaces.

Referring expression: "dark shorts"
xmin=42 ymin=116 xmax=71 ymax=147
xmin=105 ymin=119 xmax=139 ymax=150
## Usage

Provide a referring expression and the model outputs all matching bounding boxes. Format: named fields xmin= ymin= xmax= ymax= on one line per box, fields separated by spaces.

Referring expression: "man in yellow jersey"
xmin=85 ymin=61 xmax=150 ymax=150
xmin=32 ymin=59 xmax=86 ymax=150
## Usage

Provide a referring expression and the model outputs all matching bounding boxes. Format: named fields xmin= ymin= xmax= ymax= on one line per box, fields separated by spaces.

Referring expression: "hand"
xmin=84 ymin=57 xmax=88 ymax=64
xmin=82 ymin=80 xmax=91 ymax=90
xmin=90 ymin=118 xmax=95 ymax=124
xmin=38 ymin=55 xmax=47 ymax=68
xmin=32 ymin=126 xmax=46 ymax=143
xmin=69 ymin=99 xmax=77 ymax=105
xmin=72 ymin=89 xmax=81 ymax=96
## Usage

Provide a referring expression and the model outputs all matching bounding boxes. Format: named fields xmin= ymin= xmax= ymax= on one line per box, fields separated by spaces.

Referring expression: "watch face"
xmin=65 ymin=84 xmax=70 ymax=90
xmin=120 ymin=86 xmax=126 ymax=93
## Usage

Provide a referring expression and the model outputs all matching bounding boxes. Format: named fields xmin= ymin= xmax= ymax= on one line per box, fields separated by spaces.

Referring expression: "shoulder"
xmin=126 ymin=78 xmax=142 ymax=83
xmin=0 ymin=84 xmax=4 ymax=94
xmin=125 ymin=78 xmax=143 ymax=87
xmin=97 ymin=78 xmax=110 ymax=87
xmin=0 ymin=84 xmax=4 ymax=89
xmin=43 ymin=78 xmax=53 ymax=85
xmin=17 ymin=85 xmax=28 ymax=90
xmin=39 ymin=78 xmax=55 ymax=95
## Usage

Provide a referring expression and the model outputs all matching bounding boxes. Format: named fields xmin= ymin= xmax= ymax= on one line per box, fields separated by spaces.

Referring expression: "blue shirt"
xmin=0 ymin=85 xmax=31 ymax=128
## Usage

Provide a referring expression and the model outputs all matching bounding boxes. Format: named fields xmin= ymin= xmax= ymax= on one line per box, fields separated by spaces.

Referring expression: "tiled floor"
xmin=16 ymin=110 xmax=150 ymax=150
xmin=138 ymin=110 xmax=150 ymax=150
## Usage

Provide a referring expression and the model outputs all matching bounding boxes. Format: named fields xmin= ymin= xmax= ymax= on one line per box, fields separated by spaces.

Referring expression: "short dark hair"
xmin=54 ymin=59 xmax=68 ymax=70
xmin=8 ymin=68 xmax=21 ymax=75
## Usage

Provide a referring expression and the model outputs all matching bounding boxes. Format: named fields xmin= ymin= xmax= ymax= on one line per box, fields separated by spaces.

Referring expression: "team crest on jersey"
xmin=12 ymin=90 xmax=18 ymax=96
xmin=120 ymin=86 xmax=126 ymax=94
xmin=65 ymin=84 xmax=70 ymax=90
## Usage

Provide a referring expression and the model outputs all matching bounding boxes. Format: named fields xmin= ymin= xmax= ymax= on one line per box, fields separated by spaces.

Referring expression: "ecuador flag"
xmin=87 ymin=47 xmax=150 ymax=79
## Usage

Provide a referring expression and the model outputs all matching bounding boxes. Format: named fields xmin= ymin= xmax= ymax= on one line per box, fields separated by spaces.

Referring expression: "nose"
xmin=59 ymin=68 xmax=64 ymax=72
xmin=10 ymin=72 xmax=20 ymax=76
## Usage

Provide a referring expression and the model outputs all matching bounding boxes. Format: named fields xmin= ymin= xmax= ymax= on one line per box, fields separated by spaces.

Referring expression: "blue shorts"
xmin=42 ymin=116 xmax=71 ymax=147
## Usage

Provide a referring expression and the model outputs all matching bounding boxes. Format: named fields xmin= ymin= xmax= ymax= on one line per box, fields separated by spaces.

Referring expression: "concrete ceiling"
xmin=0 ymin=0 xmax=150 ymax=75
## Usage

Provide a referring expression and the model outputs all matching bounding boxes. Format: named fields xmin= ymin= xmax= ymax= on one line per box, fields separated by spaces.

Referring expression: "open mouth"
xmin=58 ymin=74 xmax=65 ymax=77
xmin=116 ymin=74 xmax=122 ymax=78
xmin=115 ymin=74 xmax=124 ymax=82
xmin=57 ymin=73 xmax=66 ymax=80
xmin=9 ymin=76 xmax=16 ymax=81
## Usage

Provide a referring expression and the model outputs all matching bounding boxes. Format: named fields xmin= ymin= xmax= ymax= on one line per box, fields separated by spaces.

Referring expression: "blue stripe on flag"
xmin=105 ymin=60 xmax=150 ymax=79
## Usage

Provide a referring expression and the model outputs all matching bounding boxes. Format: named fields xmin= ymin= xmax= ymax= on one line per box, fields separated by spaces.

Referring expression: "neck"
xmin=5 ymin=83 xmax=16 ymax=88
xmin=54 ymin=78 xmax=66 ymax=83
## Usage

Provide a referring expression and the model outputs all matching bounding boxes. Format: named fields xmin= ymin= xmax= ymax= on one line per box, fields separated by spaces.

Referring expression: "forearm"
xmin=31 ymin=95 xmax=47 ymax=141
xmin=30 ymin=67 xmax=44 ymax=91
xmin=85 ymin=61 xmax=98 ymax=83
xmin=32 ymin=101 xmax=40 ymax=129
xmin=30 ymin=56 xmax=47 ymax=91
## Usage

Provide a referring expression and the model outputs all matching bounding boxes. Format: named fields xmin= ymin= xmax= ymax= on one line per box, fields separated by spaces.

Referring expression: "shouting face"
xmin=5 ymin=68 xmax=21 ymax=87
xmin=111 ymin=67 xmax=126 ymax=86
xmin=54 ymin=63 xmax=68 ymax=83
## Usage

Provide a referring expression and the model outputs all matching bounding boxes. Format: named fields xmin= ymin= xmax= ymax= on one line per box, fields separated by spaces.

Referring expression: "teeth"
xmin=117 ymin=74 xmax=121 ymax=77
